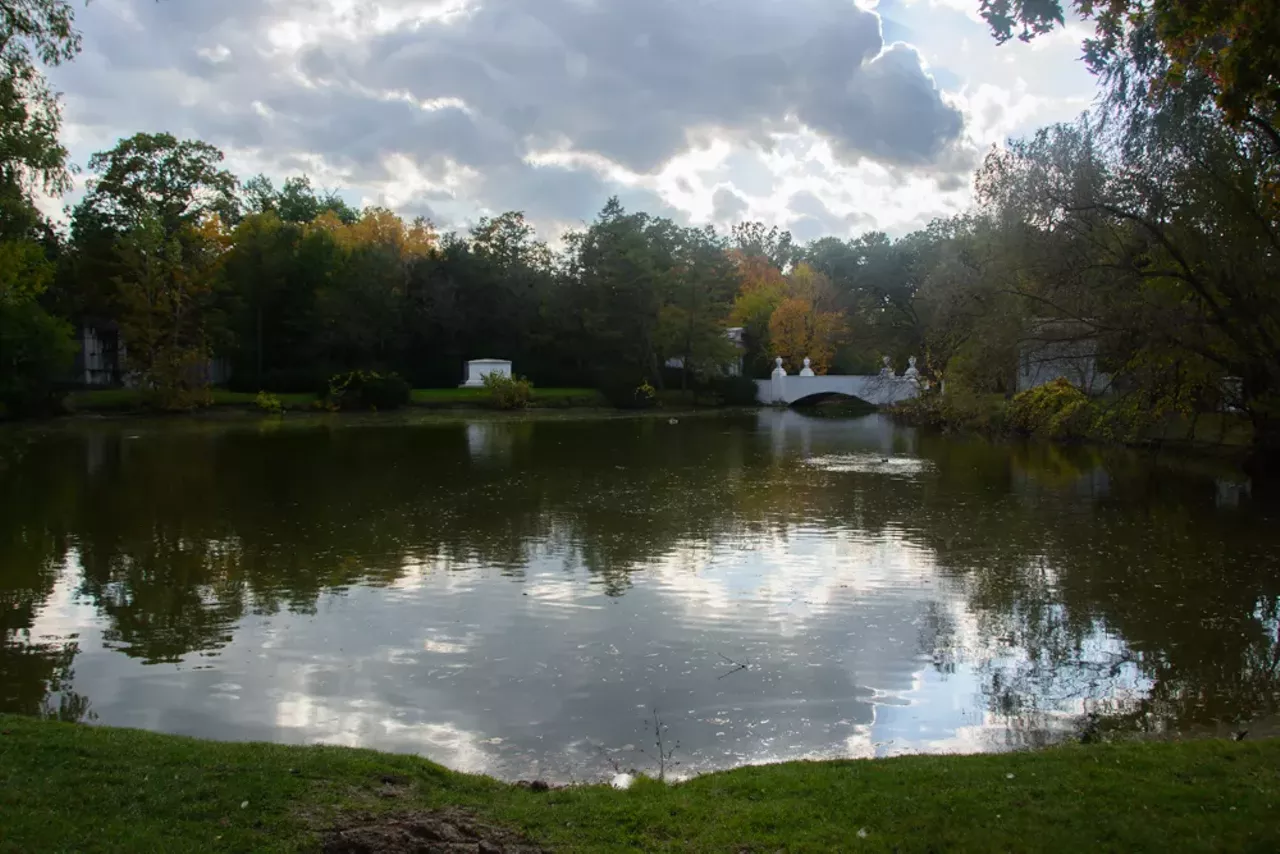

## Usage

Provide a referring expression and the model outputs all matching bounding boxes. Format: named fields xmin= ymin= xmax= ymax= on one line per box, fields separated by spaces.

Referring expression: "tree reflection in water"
xmin=0 ymin=412 xmax=1276 ymax=758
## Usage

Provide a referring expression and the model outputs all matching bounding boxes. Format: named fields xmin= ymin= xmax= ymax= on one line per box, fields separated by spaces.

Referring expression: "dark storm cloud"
xmin=51 ymin=0 xmax=968 ymax=233
xmin=329 ymin=0 xmax=964 ymax=172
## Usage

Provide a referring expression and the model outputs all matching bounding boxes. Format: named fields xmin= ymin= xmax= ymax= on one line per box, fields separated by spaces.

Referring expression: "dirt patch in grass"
xmin=322 ymin=809 xmax=546 ymax=854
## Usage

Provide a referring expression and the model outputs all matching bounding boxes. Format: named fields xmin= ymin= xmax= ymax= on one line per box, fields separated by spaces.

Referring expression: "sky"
xmin=45 ymin=0 xmax=1100 ymax=241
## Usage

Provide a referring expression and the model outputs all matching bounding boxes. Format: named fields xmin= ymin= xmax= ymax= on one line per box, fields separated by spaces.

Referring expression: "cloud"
xmin=45 ymin=0 xmax=1099 ymax=239
xmin=711 ymin=187 xmax=749 ymax=224
xmin=313 ymin=0 xmax=963 ymax=173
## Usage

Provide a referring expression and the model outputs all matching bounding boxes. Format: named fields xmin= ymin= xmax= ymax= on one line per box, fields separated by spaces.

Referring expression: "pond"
xmin=2 ymin=410 xmax=1277 ymax=782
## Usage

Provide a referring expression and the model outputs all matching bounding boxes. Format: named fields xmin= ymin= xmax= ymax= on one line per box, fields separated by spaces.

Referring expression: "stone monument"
xmin=461 ymin=358 xmax=513 ymax=388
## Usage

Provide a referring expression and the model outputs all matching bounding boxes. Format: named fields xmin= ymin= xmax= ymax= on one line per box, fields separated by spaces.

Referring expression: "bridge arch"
xmin=788 ymin=390 xmax=876 ymax=408
xmin=753 ymin=373 xmax=921 ymax=407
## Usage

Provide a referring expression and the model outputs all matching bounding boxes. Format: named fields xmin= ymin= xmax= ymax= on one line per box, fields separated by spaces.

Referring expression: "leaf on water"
xmin=1006 ymin=773 xmax=1015 ymax=779
xmin=240 ymin=800 xmax=249 ymax=809
xmin=857 ymin=828 xmax=869 ymax=839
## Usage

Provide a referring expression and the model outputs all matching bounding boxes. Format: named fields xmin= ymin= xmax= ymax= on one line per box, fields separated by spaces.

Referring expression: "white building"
xmin=460 ymin=359 xmax=513 ymax=388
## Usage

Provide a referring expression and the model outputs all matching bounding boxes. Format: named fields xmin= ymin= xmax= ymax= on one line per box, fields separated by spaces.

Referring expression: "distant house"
xmin=72 ymin=319 xmax=124 ymax=387
xmin=1016 ymin=320 xmax=1110 ymax=395
xmin=69 ymin=318 xmax=231 ymax=388
xmin=664 ymin=327 xmax=746 ymax=376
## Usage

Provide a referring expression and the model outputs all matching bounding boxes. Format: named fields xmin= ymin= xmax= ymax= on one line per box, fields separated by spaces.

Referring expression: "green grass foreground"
xmin=1 ymin=716 xmax=1277 ymax=853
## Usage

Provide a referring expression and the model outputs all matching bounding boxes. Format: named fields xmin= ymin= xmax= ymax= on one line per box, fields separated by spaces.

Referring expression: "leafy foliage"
xmin=1007 ymin=378 xmax=1097 ymax=440
xmin=73 ymin=133 xmax=240 ymax=239
xmin=482 ymin=372 xmax=533 ymax=410
xmin=0 ymin=296 xmax=73 ymax=415
xmin=324 ymin=370 xmax=410 ymax=411
xmin=253 ymin=391 xmax=283 ymax=416
xmin=709 ymin=374 xmax=760 ymax=407
xmin=0 ymin=0 xmax=79 ymax=209
xmin=111 ymin=215 xmax=221 ymax=411
xmin=978 ymin=1 xmax=1280 ymax=146
xmin=601 ymin=378 xmax=658 ymax=410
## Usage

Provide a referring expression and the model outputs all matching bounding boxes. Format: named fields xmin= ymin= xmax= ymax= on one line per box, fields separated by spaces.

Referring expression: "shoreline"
xmin=1 ymin=714 xmax=1276 ymax=852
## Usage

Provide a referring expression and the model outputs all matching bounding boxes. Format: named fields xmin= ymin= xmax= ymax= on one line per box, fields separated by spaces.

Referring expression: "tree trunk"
xmin=256 ymin=305 xmax=264 ymax=385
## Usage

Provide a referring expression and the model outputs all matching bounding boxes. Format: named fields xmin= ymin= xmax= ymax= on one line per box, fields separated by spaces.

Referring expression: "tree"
xmin=113 ymin=213 xmax=223 ymax=409
xmin=979 ymin=1 xmax=1280 ymax=144
xmin=731 ymin=221 xmax=795 ymax=271
xmin=767 ymin=264 xmax=848 ymax=374
xmin=974 ymin=106 xmax=1280 ymax=472
xmin=654 ymin=225 xmax=739 ymax=388
xmin=729 ymin=251 xmax=789 ymax=377
xmin=563 ymin=198 xmax=677 ymax=389
xmin=219 ymin=211 xmax=297 ymax=386
xmin=0 ymin=235 xmax=72 ymax=413
xmin=73 ymin=133 xmax=240 ymax=240
xmin=242 ymin=174 xmax=358 ymax=225
xmin=0 ymin=0 xmax=80 ymax=220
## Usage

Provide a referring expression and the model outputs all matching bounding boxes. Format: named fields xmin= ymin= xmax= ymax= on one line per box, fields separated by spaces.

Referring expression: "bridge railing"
xmin=754 ymin=357 xmax=922 ymax=406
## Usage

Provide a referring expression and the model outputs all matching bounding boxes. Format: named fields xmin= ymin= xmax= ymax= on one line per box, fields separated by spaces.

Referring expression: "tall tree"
xmin=112 ymin=214 xmax=225 ymax=409
xmin=729 ymin=251 xmax=789 ymax=377
xmin=563 ymin=198 xmax=677 ymax=388
xmin=655 ymin=225 xmax=739 ymax=389
xmin=72 ymin=133 xmax=240 ymax=241
xmin=731 ymin=221 xmax=795 ymax=271
xmin=0 ymin=0 xmax=79 ymax=230
xmin=767 ymin=264 xmax=848 ymax=374
xmin=975 ymin=105 xmax=1280 ymax=472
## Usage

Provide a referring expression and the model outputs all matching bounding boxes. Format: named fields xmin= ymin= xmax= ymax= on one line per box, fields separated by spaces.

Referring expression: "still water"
xmin=2 ymin=410 xmax=1277 ymax=781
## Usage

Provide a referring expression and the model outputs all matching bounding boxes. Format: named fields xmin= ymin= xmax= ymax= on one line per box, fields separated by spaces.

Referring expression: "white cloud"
xmin=44 ymin=0 xmax=1103 ymax=238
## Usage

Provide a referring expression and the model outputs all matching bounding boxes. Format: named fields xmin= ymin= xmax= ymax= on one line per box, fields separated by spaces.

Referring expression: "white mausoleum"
xmin=461 ymin=359 xmax=513 ymax=388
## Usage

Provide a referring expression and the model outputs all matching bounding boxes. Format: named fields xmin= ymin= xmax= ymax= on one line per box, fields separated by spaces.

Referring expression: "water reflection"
xmin=0 ymin=412 xmax=1276 ymax=780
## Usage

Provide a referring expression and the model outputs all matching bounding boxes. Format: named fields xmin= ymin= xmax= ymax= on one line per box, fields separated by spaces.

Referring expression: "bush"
xmin=1007 ymin=378 xmax=1096 ymax=440
xmin=709 ymin=374 xmax=760 ymax=406
xmin=601 ymin=378 xmax=657 ymax=409
xmin=254 ymin=391 xmax=284 ymax=416
xmin=324 ymin=370 xmax=410 ymax=411
xmin=889 ymin=388 xmax=1009 ymax=435
xmin=482 ymin=372 xmax=533 ymax=410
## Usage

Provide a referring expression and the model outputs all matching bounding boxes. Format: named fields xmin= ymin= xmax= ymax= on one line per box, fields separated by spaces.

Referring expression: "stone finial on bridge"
xmin=769 ymin=356 xmax=787 ymax=404
xmin=800 ymin=357 xmax=816 ymax=377
xmin=904 ymin=356 xmax=920 ymax=380
xmin=879 ymin=355 xmax=895 ymax=377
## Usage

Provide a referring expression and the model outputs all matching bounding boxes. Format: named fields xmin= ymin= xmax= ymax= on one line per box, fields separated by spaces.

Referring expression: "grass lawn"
xmin=65 ymin=387 xmax=605 ymax=413
xmin=410 ymin=387 xmax=604 ymax=407
xmin=66 ymin=389 xmax=318 ymax=412
xmin=1 ymin=715 xmax=1277 ymax=853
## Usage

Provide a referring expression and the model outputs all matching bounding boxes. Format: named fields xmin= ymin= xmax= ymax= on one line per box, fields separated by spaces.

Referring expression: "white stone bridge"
xmin=754 ymin=357 xmax=923 ymax=407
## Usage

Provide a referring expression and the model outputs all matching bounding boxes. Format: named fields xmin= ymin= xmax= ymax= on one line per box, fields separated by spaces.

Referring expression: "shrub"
xmin=1008 ymin=378 xmax=1096 ymax=440
xmin=324 ymin=370 xmax=410 ymax=411
xmin=254 ymin=391 xmax=284 ymax=416
xmin=482 ymin=372 xmax=533 ymax=410
xmin=599 ymin=378 xmax=658 ymax=409
xmin=890 ymin=388 xmax=1010 ymax=435
xmin=709 ymin=374 xmax=760 ymax=406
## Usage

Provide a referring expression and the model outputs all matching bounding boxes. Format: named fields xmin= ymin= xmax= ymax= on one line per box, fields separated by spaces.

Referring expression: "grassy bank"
xmin=891 ymin=384 xmax=1254 ymax=451
xmin=65 ymin=387 xmax=605 ymax=414
xmin=410 ymin=387 xmax=603 ymax=408
xmin=1 ymin=715 xmax=1277 ymax=852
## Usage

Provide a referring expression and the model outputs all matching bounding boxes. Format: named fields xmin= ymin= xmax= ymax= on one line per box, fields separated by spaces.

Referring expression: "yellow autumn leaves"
xmin=730 ymin=252 xmax=848 ymax=374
